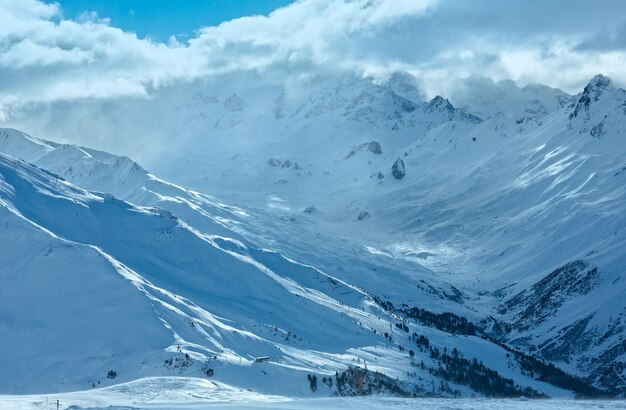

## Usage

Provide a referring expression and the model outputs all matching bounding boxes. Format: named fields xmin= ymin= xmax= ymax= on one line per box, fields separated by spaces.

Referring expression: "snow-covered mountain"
xmin=0 ymin=132 xmax=573 ymax=399
xmin=0 ymin=72 xmax=624 ymax=398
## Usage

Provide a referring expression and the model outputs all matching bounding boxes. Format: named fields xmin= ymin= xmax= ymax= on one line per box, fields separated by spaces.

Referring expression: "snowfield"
xmin=0 ymin=72 xmax=625 ymax=404
xmin=1 ymin=379 xmax=624 ymax=410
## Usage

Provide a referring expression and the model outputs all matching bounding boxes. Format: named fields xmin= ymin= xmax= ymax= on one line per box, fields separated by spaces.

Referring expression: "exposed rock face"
xmin=392 ymin=158 xmax=405 ymax=180
xmin=358 ymin=211 xmax=371 ymax=220
xmin=426 ymin=95 xmax=455 ymax=113
xmin=566 ymin=74 xmax=626 ymax=142
xmin=335 ymin=366 xmax=418 ymax=397
xmin=569 ymin=74 xmax=618 ymax=120
xmin=223 ymin=94 xmax=246 ymax=112
xmin=267 ymin=158 xmax=302 ymax=170
xmin=346 ymin=140 xmax=383 ymax=159
xmin=424 ymin=96 xmax=483 ymax=124
xmin=497 ymin=259 xmax=626 ymax=394
xmin=367 ymin=141 xmax=382 ymax=155
xmin=502 ymin=260 xmax=601 ymax=331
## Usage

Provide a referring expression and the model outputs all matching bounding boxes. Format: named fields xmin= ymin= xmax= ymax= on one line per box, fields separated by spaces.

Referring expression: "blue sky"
xmin=54 ymin=0 xmax=294 ymax=40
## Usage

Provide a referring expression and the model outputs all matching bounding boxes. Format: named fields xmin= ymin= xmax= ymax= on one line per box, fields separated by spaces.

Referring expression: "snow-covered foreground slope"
xmin=0 ymin=73 xmax=624 ymax=399
xmin=2 ymin=378 xmax=624 ymax=410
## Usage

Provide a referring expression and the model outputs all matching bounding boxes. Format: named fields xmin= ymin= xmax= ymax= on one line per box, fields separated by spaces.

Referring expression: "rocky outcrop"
xmin=424 ymin=96 xmax=483 ymax=124
xmin=267 ymin=158 xmax=302 ymax=170
xmin=392 ymin=158 xmax=405 ymax=180
xmin=569 ymin=74 xmax=613 ymax=120
xmin=223 ymin=94 xmax=246 ymax=112
xmin=346 ymin=140 xmax=382 ymax=159
xmin=335 ymin=366 xmax=418 ymax=397
xmin=358 ymin=211 xmax=371 ymax=220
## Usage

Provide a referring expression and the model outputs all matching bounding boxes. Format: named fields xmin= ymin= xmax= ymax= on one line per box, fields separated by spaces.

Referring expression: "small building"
xmin=253 ymin=356 xmax=270 ymax=363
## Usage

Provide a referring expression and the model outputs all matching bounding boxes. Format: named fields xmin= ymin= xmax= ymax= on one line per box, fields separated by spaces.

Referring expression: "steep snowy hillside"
xmin=0 ymin=150 xmax=395 ymax=395
xmin=340 ymin=74 xmax=626 ymax=393
xmin=2 ymin=148 xmax=588 ymax=399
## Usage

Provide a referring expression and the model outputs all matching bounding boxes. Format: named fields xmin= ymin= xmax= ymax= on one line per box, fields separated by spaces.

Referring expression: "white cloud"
xmin=0 ymin=0 xmax=624 ymax=116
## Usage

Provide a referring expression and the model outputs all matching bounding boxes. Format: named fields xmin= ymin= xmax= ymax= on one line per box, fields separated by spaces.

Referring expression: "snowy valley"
xmin=0 ymin=71 xmax=625 ymax=407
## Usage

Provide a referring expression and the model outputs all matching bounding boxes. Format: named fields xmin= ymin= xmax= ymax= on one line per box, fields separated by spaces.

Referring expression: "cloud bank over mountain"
xmin=0 ymin=0 xmax=624 ymax=115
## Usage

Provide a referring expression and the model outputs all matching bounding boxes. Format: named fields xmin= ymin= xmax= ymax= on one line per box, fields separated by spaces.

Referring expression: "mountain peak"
xmin=427 ymin=95 xmax=454 ymax=111
xmin=580 ymin=74 xmax=615 ymax=102
xmin=423 ymin=95 xmax=483 ymax=124
xmin=569 ymin=74 xmax=616 ymax=120
xmin=586 ymin=74 xmax=613 ymax=91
